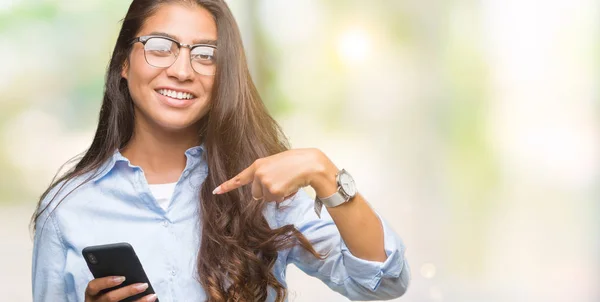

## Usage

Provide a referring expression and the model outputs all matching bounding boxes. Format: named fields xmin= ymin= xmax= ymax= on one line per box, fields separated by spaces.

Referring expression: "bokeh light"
xmin=337 ymin=28 xmax=372 ymax=64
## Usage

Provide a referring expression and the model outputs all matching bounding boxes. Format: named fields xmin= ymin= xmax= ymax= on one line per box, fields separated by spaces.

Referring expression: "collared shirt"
xmin=32 ymin=145 xmax=410 ymax=301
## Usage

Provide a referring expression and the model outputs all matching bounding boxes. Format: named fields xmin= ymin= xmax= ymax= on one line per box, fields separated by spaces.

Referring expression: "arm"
xmin=282 ymin=190 xmax=411 ymax=300
xmin=311 ymin=166 xmax=388 ymax=262
xmin=214 ymin=148 xmax=411 ymax=299
xmin=32 ymin=211 xmax=69 ymax=301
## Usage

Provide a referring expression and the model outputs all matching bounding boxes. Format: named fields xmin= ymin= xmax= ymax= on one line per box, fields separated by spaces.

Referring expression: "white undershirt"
xmin=148 ymin=182 xmax=177 ymax=210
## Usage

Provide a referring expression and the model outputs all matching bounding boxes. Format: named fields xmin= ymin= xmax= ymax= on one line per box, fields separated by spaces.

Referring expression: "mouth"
xmin=155 ymin=88 xmax=197 ymax=100
xmin=154 ymin=88 xmax=198 ymax=108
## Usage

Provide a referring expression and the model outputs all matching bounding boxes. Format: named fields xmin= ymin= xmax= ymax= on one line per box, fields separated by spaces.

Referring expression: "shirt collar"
xmin=91 ymin=143 xmax=205 ymax=183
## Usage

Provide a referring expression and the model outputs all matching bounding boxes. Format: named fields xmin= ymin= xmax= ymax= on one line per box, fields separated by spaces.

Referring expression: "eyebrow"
xmin=147 ymin=31 xmax=217 ymax=46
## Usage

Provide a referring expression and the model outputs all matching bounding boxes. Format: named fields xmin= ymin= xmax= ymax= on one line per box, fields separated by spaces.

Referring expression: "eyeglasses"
xmin=130 ymin=35 xmax=217 ymax=76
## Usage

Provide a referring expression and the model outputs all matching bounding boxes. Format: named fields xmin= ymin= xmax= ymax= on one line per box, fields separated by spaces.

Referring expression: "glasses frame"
xmin=130 ymin=35 xmax=217 ymax=76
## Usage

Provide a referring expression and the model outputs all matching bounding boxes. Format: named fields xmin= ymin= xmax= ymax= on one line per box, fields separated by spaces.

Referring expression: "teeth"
xmin=158 ymin=89 xmax=195 ymax=100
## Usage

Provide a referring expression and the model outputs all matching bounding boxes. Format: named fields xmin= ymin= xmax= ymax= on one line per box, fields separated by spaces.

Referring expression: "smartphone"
xmin=82 ymin=242 xmax=158 ymax=302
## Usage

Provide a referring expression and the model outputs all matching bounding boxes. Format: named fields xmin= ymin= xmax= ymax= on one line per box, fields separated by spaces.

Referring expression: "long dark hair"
xmin=31 ymin=0 xmax=321 ymax=300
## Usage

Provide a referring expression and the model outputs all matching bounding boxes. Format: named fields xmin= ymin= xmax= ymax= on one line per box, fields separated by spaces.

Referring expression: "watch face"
xmin=339 ymin=171 xmax=357 ymax=196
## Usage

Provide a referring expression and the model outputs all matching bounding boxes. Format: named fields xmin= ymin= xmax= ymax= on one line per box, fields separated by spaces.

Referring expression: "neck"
xmin=121 ymin=117 xmax=201 ymax=184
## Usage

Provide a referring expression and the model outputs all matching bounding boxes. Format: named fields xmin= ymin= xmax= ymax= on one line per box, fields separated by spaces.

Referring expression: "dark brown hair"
xmin=31 ymin=0 xmax=321 ymax=300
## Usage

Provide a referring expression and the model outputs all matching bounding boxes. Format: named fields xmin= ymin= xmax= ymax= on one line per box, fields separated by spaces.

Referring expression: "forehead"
xmin=139 ymin=3 xmax=217 ymax=44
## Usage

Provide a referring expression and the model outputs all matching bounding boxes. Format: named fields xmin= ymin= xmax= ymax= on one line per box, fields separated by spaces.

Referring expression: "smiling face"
xmin=121 ymin=3 xmax=217 ymax=132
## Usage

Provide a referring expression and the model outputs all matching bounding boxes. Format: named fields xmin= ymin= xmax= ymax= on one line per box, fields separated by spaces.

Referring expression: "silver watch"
xmin=314 ymin=169 xmax=358 ymax=218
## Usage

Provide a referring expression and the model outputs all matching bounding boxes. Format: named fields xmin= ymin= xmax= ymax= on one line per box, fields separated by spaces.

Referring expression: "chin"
xmin=135 ymin=103 xmax=206 ymax=132
xmin=156 ymin=120 xmax=199 ymax=132
xmin=148 ymin=107 xmax=202 ymax=127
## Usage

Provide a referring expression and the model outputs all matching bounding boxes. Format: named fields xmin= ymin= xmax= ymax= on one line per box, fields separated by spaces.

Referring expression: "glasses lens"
xmin=190 ymin=46 xmax=217 ymax=75
xmin=144 ymin=37 xmax=177 ymax=68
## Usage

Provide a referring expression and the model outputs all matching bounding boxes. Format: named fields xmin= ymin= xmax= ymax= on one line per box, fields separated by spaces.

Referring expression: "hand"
xmin=213 ymin=148 xmax=339 ymax=202
xmin=84 ymin=276 xmax=157 ymax=302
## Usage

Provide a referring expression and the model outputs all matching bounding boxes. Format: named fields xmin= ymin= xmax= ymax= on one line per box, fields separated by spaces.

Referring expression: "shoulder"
xmin=36 ymin=170 xmax=98 ymax=225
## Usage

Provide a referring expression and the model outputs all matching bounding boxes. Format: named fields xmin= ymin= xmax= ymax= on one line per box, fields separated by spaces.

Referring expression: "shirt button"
xmin=162 ymin=220 xmax=169 ymax=227
xmin=171 ymin=270 xmax=177 ymax=276
xmin=183 ymin=170 xmax=190 ymax=177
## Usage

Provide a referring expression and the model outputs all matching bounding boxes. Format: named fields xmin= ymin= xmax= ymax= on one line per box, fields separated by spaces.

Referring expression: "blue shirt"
xmin=32 ymin=145 xmax=410 ymax=301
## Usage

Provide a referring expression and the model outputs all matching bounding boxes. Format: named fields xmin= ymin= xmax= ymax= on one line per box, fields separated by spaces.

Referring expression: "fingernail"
xmin=146 ymin=294 xmax=158 ymax=302
xmin=134 ymin=283 xmax=149 ymax=291
xmin=112 ymin=276 xmax=126 ymax=283
xmin=212 ymin=186 xmax=222 ymax=195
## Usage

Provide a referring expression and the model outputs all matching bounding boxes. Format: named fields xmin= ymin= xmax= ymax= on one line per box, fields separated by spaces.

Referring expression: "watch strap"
xmin=314 ymin=191 xmax=347 ymax=218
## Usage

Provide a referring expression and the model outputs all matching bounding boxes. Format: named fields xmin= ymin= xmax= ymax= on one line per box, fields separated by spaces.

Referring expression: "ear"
xmin=121 ymin=60 xmax=129 ymax=79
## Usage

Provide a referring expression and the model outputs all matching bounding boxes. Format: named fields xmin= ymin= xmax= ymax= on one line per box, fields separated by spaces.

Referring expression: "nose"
xmin=166 ymin=48 xmax=194 ymax=81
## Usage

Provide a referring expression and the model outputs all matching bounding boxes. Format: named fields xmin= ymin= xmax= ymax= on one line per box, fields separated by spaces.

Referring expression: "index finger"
xmin=213 ymin=164 xmax=256 ymax=194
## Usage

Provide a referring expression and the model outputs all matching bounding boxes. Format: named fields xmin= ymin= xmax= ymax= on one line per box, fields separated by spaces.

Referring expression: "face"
xmin=121 ymin=3 xmax=217 ymax=132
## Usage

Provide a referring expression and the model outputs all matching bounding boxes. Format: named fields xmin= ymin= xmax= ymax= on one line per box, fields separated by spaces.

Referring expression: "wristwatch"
xmin=314 ymin=169 xmax=358 ymax=218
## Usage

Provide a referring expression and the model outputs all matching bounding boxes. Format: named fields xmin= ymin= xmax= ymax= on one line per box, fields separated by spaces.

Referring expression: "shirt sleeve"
xmin=32 ymin=188 xmax=69 ymax=302
xmin=280 ymin=189 xmax=411 ymax=300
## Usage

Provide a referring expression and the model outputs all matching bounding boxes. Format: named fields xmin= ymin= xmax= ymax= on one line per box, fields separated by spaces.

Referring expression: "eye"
xmin=194 ymin=54 xmax=213 ymax=60
xmin=191 ymin=46 xmax=216 ymax=63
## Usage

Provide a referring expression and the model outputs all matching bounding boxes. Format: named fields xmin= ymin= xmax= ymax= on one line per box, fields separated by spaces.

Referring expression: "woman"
xmin=31 ymin=0 xmax=410 ymax=301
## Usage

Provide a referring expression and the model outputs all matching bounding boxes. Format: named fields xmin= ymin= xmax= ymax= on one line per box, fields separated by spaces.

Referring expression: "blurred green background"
xmin=1 ymin=0 xmax=598 ymax=301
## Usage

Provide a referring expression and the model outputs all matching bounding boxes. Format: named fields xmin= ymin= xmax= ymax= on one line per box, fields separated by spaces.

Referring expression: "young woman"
xmin=31 ymin=0 xmax=410 ymax=301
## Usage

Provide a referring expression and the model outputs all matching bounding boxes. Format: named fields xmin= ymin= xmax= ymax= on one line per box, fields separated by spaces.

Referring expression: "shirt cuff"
xmin=340 ymin=212 xmax=406 ymax=290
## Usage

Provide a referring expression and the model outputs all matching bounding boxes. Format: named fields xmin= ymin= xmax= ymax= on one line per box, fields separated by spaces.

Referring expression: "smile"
xmin=156 ymin=89 xmax=196 ymax=100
